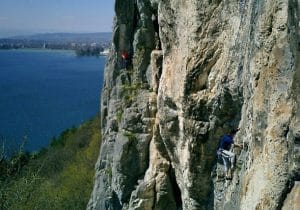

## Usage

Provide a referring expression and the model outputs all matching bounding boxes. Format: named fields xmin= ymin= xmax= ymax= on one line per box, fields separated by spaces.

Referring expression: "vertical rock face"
xmin=89 ymin=0 xmax=300 ymax=209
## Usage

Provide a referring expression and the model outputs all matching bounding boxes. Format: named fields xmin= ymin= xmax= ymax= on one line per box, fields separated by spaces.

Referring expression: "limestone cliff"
xmin=88 ymin=0 xmax=300 ymax=209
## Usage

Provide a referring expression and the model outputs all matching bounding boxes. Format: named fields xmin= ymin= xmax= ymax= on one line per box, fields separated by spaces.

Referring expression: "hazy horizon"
xmin=0 ymin=0 xmax=114 ymax=38
xmin=0 ymin=29 xmax=113 ymax=39
xmin=0 ymin=30 xmax=112 ymax=39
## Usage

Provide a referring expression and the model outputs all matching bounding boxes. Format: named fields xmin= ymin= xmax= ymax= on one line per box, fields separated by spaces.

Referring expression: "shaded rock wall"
xmin=89 ymin=0 xmax=300 ymax=209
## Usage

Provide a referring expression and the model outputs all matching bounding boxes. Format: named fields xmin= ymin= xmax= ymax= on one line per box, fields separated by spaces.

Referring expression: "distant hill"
xmin=5 ymin=32 xmax=112 ymax=44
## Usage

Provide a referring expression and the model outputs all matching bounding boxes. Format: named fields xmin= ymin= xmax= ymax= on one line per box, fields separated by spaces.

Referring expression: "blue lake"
xmin=0 ymin=49 xmax=105 ymax=152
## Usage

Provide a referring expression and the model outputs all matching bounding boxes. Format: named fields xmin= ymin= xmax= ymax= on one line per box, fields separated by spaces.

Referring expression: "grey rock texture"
xmin=88 ymin=0 xmax=300 ymax=209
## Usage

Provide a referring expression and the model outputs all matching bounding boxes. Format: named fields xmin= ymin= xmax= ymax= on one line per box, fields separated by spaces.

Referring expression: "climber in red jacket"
xmin=121 ymin=51 xmax=129 ymax=69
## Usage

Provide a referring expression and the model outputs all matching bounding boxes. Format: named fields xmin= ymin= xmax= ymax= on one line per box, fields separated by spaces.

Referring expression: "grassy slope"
xmin=0 ymin=114 xmax=101 ymax=210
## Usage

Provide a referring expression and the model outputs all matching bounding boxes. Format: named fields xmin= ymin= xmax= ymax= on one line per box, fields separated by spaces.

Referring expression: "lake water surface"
xmin=0 ymin=49 xmax=104 ymax=151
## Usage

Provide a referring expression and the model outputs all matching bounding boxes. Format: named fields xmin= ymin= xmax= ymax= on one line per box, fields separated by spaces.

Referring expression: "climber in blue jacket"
xmin=217 ymin=128 xmax=241 ymax=179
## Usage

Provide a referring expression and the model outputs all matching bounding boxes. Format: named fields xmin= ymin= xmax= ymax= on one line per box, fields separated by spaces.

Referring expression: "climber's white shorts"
xmin=220 ymin=149 xmax=235 ymax=172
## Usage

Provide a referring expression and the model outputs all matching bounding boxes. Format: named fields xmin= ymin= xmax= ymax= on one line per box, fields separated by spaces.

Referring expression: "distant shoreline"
xmin=0 ymin=48 xmax=73 ymax=51
xmin=0 ymin=32 xmax=111 ymax=56
xmin=0 ymin=48 xmax=108 ymax=57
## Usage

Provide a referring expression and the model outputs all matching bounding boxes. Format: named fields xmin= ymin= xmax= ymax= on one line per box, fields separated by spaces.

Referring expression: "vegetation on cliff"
xmin=0 ymin=114 xmax=101 ymax=210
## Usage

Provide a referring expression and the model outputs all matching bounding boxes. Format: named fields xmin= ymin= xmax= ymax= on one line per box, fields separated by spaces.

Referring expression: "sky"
xmin=0 ymin=0 xmax=115 ymax=37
